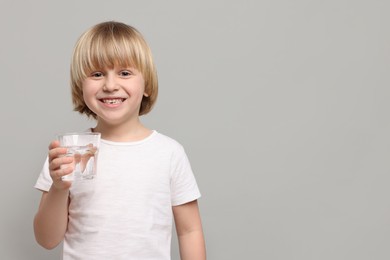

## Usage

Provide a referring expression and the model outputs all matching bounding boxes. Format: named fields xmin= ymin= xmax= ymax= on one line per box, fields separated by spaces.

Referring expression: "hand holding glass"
xmin=57 ymin=133 xmax=101 ymax=180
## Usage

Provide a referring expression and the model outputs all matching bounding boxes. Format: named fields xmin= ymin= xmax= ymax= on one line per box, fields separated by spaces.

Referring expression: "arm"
xmin=173 ymin=200 xmax=206 ymax=260
xmin=33 ymin=141 xmax=74 ymax=249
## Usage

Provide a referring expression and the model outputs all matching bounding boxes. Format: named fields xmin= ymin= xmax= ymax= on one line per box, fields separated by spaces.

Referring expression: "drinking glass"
xmin=57 ymin=132 xmax=101 ymax=180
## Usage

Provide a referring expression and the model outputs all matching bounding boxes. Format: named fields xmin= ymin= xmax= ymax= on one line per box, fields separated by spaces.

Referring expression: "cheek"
xmin=82 ymin=89 xmax=88 ymax=102
xmin=127 ymin=80 xmax=146 ymax=98
xmin=81 ymin=85 xmax=96 ymax=108
xmin=137 ymin=79 xmax=147 ymax=97
xmin=82 ymin=82 xmax=94 ymax=99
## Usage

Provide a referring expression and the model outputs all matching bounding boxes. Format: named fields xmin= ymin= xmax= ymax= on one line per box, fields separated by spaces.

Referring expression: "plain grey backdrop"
xmin=1 ymin=0 xmax=389 ymax=259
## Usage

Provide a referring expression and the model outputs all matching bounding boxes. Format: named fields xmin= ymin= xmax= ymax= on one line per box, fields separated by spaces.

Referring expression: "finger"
xmin=51 ymin=166 xmax=74 ymax=180
xmin=74 ymin=153 xmax=81 ymax=163
xmin=49 ymin=140 xmax=60 ymax=150
xmin=80 ymin=154 xmax=90 ymax=173
xmin=49 ymin=156 xmax=74 ymax=171
xmin=48 ymin=147 xmax=69 ymax=162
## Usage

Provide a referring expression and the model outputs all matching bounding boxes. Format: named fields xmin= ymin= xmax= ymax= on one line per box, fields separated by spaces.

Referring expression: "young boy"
xmin=33 ymin=21 xmax=206 ymax=260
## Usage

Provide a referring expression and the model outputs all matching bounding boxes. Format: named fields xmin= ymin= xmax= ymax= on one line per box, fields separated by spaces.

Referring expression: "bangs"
xmin=75 ymin=23 xmax=144 ymax=79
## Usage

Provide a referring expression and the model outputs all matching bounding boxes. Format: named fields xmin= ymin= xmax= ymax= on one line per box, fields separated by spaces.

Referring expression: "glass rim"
xmin=56 ymin=132 xmax=101 ymax=138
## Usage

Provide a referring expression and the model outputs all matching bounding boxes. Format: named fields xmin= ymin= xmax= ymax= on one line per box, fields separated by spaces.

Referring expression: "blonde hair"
xmin=70 ymin=21 xmax=158 ymax=118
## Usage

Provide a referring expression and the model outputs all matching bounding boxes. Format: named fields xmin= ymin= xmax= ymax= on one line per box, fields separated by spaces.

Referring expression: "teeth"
xmin=102 ymin=99 xmax=123 ymax=104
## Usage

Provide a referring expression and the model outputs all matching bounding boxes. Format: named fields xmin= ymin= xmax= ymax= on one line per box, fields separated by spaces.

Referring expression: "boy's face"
xmin=82 ymin=66 xmax=147 ymax=126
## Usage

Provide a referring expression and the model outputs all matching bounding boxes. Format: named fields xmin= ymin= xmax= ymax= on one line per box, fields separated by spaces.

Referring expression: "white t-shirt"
xmin=34 ymin=131 xmax=201 ymax=260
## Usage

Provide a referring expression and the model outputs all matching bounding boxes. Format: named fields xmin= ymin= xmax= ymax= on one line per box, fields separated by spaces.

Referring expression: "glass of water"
xmin=57 ymin=132 xmax=101 ymax=181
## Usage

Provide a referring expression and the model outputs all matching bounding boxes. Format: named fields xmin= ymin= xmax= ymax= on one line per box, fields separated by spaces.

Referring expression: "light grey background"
xmin=1 ymin=0 xmax=389 ymax=259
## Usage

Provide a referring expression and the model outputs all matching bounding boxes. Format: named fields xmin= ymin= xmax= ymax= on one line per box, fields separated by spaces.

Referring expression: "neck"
xmin=92 ymin=118 xmax=152 ymax=142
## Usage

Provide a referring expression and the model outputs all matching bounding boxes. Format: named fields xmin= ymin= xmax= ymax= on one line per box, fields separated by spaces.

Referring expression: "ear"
xmin=143 ymin=92 xmax=149 ymax=97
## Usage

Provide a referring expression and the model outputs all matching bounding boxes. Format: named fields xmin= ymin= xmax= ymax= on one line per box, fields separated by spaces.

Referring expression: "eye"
xmin=119 ymin=70 xmax=132 ymax=77
xmin=91 ymin=71 xmax=103 ymax=78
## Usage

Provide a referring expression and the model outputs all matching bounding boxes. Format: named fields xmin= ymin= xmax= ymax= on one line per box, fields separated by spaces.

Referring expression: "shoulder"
xmin=152 ymin=131 xmax=186 ymax=153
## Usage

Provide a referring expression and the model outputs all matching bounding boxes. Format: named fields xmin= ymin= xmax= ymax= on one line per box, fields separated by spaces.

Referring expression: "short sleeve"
xmin=170 ymin=145 xmax=201 ymax=206
xmin=34 ymin=157 xmax=53 ymax=192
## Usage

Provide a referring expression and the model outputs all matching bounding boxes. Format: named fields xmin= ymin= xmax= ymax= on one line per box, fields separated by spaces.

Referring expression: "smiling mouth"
xmin=99 ymin=98 xmax=126 ymax=104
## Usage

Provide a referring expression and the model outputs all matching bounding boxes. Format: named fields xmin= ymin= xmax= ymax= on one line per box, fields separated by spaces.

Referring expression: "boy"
xmin=33 ymin=21 xmax=206 ymax=260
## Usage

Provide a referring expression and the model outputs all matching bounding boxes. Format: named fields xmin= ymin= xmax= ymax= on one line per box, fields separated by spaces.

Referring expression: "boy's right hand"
xmin=48 ymin=140 xmax=74 ymax=190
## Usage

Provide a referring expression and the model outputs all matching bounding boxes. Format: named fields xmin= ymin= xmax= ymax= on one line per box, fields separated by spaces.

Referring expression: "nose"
xmin=103 ymin=72 xmax=119 ymax=92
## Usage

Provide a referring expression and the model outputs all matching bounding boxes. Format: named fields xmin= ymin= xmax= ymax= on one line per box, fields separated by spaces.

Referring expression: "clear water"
xmin=61 ymin=145 xmax=97 ymax=181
